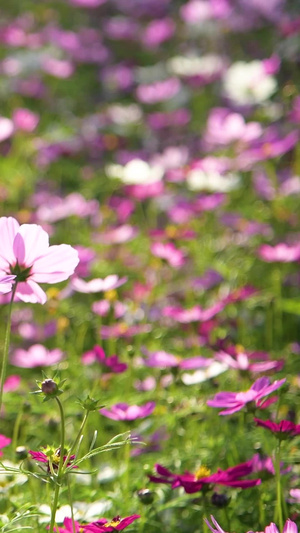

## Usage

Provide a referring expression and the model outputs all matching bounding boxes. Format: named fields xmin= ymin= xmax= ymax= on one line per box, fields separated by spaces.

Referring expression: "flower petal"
xmin=31 ymin=244 xmax=79 ymax=283
xmin=13 ymin=224 xmax=49 ymax=266
xmin=0 ymin=217 xmax=19 ymax=270
xmin=15 ymin=280 xmax=47 ymax=304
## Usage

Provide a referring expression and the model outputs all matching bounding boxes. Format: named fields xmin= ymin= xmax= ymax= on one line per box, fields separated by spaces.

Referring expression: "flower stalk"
xmin=0 ymin=282 xmax=17 ymax=411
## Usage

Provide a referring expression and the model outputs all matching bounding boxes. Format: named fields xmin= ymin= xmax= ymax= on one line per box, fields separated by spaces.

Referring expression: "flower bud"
xmin=211 ymin=492 xmax=231 ymax=508
xmin=15 ymin=446 xmax=28 ymax=460
xmin=41 ymin=379 xmax=58 ymax=395
xmin=137 ymin=488 xmax=155 ymax=505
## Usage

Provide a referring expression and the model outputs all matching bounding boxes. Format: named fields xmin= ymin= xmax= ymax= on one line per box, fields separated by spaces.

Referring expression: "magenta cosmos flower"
xmin=100 ymin=402 xmax=155 ymax=421
xmin=0 ymin=217 xmax=79 ymax=304
xmin=84 ymin=514 xmax=140 ymax=532
xmin=29 ymin=448 xmax=76 ymax=472
xmin=149 ymin=460 xmax=261 ymax=494
xmin=52 ymin=514 xmax=140 ymax=532
xmin=205 ymin=516 xmax=297 ymax=533
xmin=0 ymin=434 xmax=11 ymax=456
xmin=254 ymin=418 xmax=300 ymax=439
xmin=207 ymin=376 xmax=286 ymax=415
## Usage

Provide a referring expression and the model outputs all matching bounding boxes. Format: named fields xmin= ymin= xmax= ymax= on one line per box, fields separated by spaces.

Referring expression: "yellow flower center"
xmin=194 ymin=466 xmax=211 ymax=480
xmin=104 ymin=516 xmax=121 ymax=528
xmin=166 ymin=225 xmax=178 ymax=238
xmin=104 ymin=289 xmax=117 ymax=301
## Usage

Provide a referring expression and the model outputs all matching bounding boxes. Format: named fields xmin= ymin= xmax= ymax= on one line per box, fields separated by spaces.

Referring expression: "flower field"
xmin=0 ymin=1 xmax=300 ymax=532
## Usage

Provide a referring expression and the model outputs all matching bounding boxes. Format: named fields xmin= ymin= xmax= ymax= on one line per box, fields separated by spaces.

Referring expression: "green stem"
xmin=55 ymin=397 xmax=66 ymax=474
xmin=11 ymin=408 xmax=23 ymax=455
xmin=49 ymin=481 xmax=61 ymax=533
xmin=275 ymin=441 xmax=283 ymax=531
xmin=67 ymin=477 xmax=76 ymax=533
xmin=49 ymin=397 xmax=66 ymax=533
xmin=0 ymin=283 xmax=17 ymax=411
xmin=62 ymin=410 xmax=89 ymax=474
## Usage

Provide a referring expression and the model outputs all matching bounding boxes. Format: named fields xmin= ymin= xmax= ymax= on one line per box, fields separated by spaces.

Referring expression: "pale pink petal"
xmin=13 ymin=224 xmax=49 ymax=266
xmin=31 ymin=244 xmax=79 ymax=283
xmin=283 ymin=520 xmax=298 ymax=533
xmin=0 ymin=217 xmax=20 ymax=269
xmin=0 ymin=274 xmax=15 ymax=294
xmin=265 ymin=524 xmax=280 ymax=533
xmin=15 ymin=280 xmax=47 ymax=304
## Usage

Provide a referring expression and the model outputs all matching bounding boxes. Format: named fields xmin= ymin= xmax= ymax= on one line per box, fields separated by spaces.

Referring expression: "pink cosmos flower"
xmin=100 ymin=402 xmax=155 ymax=421
xmin=12 ymin=108 xmax=39 ymax=132
xmin=0 ymin=217 xmax=79 ymax=304
xmin=71 ymin=275 xmax=127 ymax=294
xmin=142 ymin=18 xmax=175 ymax=48
xmin=136 ymin=78 xmax=181 ymax=104
xmin=207 ymin=376 xmax=286 ymax=415
xmin=149 ymin=460 xmax=261 ymax=493
xmin=162 ymin=302 xmax=225 ymax=323
xmin=205 ymin=516 xmax=297 ymax=533
xmin=258 ymin=243 xmax=300 ymax=262
xmin=215 ymin=348 xmax=284 ymax=374
xmin=0 ymin=434 xmax=11 ymax=456
xmin=11 ymin=344 xmax=64 ymax=368
xmin=204 ymin=107 xmax=262 ymax=147
xmin=151 ymin=242 xmax=185 ymax=268
xmin=0 ymin=275 xmax=16 ymax=294
xmin=42 ymin=58 xmax=74 ymax=79
xmin=100 ymin=323 xmax=152 ymax=339
xmin=4 ymin=375 xmax=21 ymax=392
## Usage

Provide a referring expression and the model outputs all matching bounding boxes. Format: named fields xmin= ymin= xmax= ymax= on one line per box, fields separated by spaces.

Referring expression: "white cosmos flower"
xmin=186 ymin=168 xmax=240 ymax=192
xmin=106 ymin=159 xmax=164 ymax=185
xmin=168 ymin=54 xmax=223 ymax=77
xmin=182 ymin=362 xmax=228 ymax=385
xmin=223 ymin=60 xmax=277 ymax=105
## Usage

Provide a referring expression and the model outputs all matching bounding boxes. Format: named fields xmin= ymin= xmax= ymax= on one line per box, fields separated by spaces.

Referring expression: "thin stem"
xmin=274 ymin=441 xmax=283 ymax=531
xmin=67 ymin=477 xmax=76 ymax=533
xmin=11 ymin=408 xmax=23 ymax=455
xmin=49 ymin=481 xmax=61 ymax=533
xmin=55 ymin=397 xmax=66 ymax=474
xmin=0 ymin=283 xmax=17 ymax=411
xmin=49 ymin=397 xmax=66 ymax=533
xmin=62 ymin=410 xmax=89 ymax=473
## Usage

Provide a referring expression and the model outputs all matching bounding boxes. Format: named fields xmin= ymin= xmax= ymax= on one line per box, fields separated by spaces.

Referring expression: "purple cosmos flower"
xmin=11 ymin=344 xmax=64 ymax=368
xmin=149 ymin=460 xmax=261 ymax=494
xmin=207 ymin=377 xmax=286 ymax=415
xmin=0 ymin=217 xmax=79 ymax=304
xmin=205 ymin=516 xmax=298 ymax=533
xmin=254 ymin=418 xmax=300 ymax=439
xmin=100 ymin=402 xmax=155 ymax=421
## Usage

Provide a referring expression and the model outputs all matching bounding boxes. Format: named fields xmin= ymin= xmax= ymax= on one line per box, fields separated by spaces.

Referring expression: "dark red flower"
xmin=255 ymin=418 xmax=300 ymax=440
xmin=149 ymin=461 xmax=261 ymax=494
